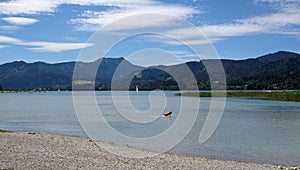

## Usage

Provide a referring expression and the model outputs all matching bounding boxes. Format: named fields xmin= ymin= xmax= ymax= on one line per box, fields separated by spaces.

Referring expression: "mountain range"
xmin=0 ymin=51 xmax=299 ymax=90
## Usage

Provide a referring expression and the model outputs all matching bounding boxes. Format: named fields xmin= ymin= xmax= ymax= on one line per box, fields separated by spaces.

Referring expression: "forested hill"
xmin=130 ymin=51 xmax=300 ymax=90
xmin=0 ymin=51 xmax=299 ymax=90
xmin=214 ymin=51 xmax=300 ymax=90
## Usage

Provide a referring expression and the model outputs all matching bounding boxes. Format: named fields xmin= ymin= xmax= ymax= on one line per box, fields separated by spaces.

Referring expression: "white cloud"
xmin=0 ymin=25 xmax=20 ymax=31
xmin=197 ymin=23 xmax=265 ymax=38
xmin=62 ymin=36 xmax=80 ymax=42
xmin=2 ymin=17 xmax=39 ymax=25
xmin=134 ymin=33 xmax=216 ymax=47
xmin=0 ymin=0 xmax=196 ymax=15
xmin=0 ymin=0 xmax=299 ymax=47
xmin=120 ymin=0 xmax=299 ymax=46
xmin=0 ymin=0 xmax=60 ymax=15
xmin=127 ymin=48 xmax=184 ymax=66
xmin=70 ymin=3 xmax=198 ymax=31
xmin=63 ymin=0 xmax=156 ymax=8
xmin=210 ymin=10 xmax=300 ymax=37
xmin=0 ymin=35 xmax=23 ymax=44
xmin=23 ymin=41 xmax=94 ymax=52
xmin=0 ymin=0 xmax=154 ymax=15
xmin=0 ymin=35 xmax=93 ymax=52
xmin=170 ymin=50 xmax=199 ymax=60
xmin=0 ymin=0 xmax=198 ymax=31
xmin=0 ymin=0 xmax=159 ymax=15
xmin=163 ymin=27 xmax=220 ymax=43
xmin=0 ymin=45 xmax=8 ymax=49
xmin=251 ymin=0 xmax=300 ymax=28
xmin=127 ymin=48 xmax=201 ymax=66
xmin=152 ymin=0 xmax=300 ymax=45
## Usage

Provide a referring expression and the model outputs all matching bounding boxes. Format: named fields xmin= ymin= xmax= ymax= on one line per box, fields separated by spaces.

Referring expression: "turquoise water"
xmin=0 ymin=91 xmax=299 ymax=166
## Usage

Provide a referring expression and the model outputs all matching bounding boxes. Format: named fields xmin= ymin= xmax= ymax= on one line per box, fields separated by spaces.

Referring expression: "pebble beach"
xmin=0 ymin=131 xmax=296 ymax=170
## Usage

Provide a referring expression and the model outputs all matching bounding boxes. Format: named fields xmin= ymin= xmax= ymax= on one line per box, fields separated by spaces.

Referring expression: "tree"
xmin=0 ymin=85 xmax=3 ymax=91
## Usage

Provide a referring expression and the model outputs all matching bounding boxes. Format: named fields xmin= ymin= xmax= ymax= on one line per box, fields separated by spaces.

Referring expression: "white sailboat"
xmin=136 ymin=85 xmax=139 ymax=92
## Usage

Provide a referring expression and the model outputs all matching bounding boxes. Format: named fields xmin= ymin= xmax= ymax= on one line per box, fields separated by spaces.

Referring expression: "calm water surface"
xmin=0 ymin=91 xmax=299 ymax=166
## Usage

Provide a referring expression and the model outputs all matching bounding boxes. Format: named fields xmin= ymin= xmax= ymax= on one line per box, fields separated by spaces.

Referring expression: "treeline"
xmin=227 ymin=74 xmax=300 ymax=90
xmin=0 ymin=51 xmax=299 ymax=91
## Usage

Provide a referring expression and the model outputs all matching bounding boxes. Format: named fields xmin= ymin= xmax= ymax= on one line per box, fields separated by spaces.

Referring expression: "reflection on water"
xmin=0 ymin=91 xmax=299 ymax=166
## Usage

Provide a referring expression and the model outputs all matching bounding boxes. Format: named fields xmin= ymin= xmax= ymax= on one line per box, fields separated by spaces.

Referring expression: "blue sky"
xmin=0 ymin=0 xmax=299 ymax=66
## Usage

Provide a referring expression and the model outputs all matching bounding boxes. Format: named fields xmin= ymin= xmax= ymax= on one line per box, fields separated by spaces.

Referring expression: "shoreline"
xmin=176 ymin=91 xmax=300 ymax=102
xmin=0 ymin=131 xmax=296 ymax=170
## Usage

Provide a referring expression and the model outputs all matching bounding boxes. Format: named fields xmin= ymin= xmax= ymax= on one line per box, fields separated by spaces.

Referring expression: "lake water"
xmin=0 ymin=91 xmax=299 ymax=166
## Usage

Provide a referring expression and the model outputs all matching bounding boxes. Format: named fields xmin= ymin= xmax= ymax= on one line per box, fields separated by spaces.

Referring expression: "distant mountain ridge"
xmin=0 ymin=51 xmax=299 ymax=90
xmin=257 ymin=51 xmax=300 ymax=63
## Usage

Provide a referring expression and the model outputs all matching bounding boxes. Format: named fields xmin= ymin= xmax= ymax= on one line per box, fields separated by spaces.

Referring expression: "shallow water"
xmin=0 ymin=91 xmax=299 ymax=166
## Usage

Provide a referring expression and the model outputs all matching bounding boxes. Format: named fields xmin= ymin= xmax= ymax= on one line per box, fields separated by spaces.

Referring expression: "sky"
xmin=0 ymin=0 xmax=299 ymax=66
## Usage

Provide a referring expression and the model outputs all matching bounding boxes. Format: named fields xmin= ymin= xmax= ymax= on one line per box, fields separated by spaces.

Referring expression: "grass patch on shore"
xmin=0 ymin=129 xmax=9 ymax=133
xmin=176 ymin=91 xmax=300 ymax=102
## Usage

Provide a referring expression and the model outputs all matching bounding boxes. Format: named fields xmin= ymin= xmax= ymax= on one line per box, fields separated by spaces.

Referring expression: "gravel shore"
xmin=0 ymin=131 xmax=293 ymax=170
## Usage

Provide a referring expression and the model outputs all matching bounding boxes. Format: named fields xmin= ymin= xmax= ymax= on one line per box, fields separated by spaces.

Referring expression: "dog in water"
xmin=162 ymin=111 xmax=172 ymax=118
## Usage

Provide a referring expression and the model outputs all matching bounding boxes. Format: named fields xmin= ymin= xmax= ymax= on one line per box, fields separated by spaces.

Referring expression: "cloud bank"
xmin=0 ymin=0 xmax=299 ymax=48
xmin=2 ymin=17 xmax=38 ymax=25
xmin=0 ymin=35 xmax=93 ymax=52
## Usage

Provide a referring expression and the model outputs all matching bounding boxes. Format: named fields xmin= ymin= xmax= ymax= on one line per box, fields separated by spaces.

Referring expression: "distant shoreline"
xmin=2 ymin=90 xmax=300 ymax=102
xmin=176 ymin=91 xmax=300 ymax=102
xmin=0 ymin=130 xmax=293 ymax=169
xmin=1 ymin=90 xmax=300 ymax=102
